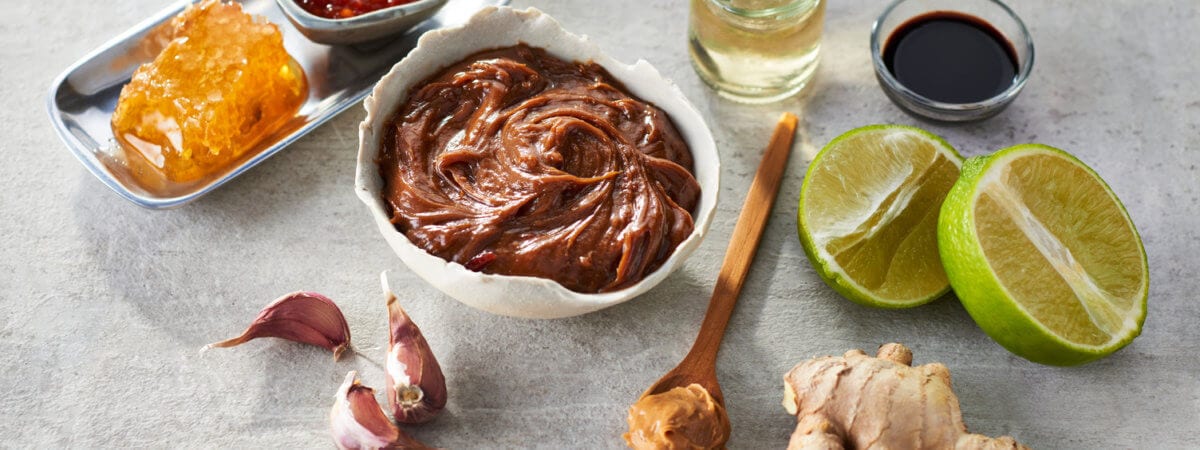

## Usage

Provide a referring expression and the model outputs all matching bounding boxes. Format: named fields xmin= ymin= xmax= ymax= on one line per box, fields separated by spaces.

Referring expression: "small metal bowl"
xmin=275 ymin=0 xmax=449 ymax=45
xmin=870 ymin=0 xmax=1034 ymax=122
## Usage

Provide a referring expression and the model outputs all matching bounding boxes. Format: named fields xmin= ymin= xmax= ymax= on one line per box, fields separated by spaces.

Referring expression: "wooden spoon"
xmin=639 ymin=112 xmax=798 ymax=405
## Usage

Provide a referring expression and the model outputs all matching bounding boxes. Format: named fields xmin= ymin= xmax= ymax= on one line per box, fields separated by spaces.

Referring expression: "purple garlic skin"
xmin=206 ymin=291 xmax=351 ymax=360
xmin=384 ymin=276 xmax=447 ymax=424
xmin=330 ymin=371 xmax=430 ymax=450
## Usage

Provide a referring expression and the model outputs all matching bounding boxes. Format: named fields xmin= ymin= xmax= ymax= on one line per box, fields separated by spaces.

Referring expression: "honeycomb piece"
xmin=111 ymin=0 xmax=307 ymax=184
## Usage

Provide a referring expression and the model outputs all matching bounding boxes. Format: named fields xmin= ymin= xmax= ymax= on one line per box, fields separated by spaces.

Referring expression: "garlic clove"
xmin=382 ymin=272 xmax=447 ymax=424
xmin=330 ymin=371 xmax=431 ymax=450
xmin=205 ymin=291 xmax=351 ymax=360
xmin=332 ymin=372 xmax=399 ymax=450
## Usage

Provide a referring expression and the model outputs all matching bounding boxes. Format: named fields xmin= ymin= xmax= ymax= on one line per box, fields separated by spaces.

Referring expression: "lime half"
xmin=798 ymin=125 xmax=963 ymax=308
xmin=938 ymin=144 xmax=1148 ymax=365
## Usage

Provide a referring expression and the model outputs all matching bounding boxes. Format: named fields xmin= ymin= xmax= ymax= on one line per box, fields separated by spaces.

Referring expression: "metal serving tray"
xmin=47 ymin=0 xmax=506 ymax=209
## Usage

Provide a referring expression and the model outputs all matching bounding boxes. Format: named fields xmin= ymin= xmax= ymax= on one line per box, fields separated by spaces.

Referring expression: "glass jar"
xmin=689 ymin=0 xmax=825 ymax=103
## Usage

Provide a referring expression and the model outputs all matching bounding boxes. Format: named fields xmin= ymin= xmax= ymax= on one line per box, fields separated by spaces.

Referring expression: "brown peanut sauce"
xmin=379 ymin=44 xmax=700 ymax=293
xmin=625 ymin=384 xmax=731 ymax=449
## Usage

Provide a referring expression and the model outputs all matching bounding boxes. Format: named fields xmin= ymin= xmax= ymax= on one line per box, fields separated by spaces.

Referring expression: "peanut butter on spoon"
xmin=625 ymin=384 xmax=730 ymax=449
xmin=625 ymin=113 xmax=798 ymax=449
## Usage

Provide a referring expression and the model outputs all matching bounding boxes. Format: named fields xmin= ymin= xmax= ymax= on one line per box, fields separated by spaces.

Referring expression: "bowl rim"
xmin=275 ymin=0 xmax=448 ymax=29
xmin=701 ymin=0 xmax=822 ymax=18
xmin=353 ymin=6 xmax=720 ymax=316
xmin=869 ymin=0 xmax=1035 ymax=116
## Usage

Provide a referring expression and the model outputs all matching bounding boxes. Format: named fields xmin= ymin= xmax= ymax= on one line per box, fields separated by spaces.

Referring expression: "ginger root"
xmin=781 ymin=343 xmax=1027 ymax=450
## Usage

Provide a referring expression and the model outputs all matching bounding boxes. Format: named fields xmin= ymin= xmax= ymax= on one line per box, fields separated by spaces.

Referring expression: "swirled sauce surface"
xmin=624 ymin=384 xmax=730 ymax=449
xmin=379 ymin=45 xmax=700 ymax=293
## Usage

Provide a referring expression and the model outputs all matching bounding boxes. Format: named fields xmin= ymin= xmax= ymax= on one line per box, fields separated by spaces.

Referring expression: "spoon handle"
xmin=682 ymin=112 xmax=798 ymax=370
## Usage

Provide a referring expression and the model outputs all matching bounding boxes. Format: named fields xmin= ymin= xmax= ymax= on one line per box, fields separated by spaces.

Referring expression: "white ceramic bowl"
xmin=355 ymin=6 xmax=720 ymax=319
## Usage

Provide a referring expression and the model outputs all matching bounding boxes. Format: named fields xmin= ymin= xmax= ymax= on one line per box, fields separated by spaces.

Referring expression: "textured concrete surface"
xmin=3 ymin=0 xmax=1198 ymax=448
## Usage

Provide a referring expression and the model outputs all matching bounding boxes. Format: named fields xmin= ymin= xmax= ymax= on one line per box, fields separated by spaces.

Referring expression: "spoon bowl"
xmin=640 ymin=358 xmax=724 ymax=405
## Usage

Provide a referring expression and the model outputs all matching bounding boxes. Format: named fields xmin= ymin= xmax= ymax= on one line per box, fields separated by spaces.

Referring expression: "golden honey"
xmin=111 ymin=0 xmax=307 ymax=184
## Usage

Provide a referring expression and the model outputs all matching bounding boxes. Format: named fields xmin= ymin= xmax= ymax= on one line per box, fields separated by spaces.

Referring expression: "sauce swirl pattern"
xmin=380 ymin=45 xmax=700 ymax=293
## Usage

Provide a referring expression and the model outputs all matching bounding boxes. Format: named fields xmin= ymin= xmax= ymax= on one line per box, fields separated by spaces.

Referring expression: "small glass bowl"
xmin=870 ymin=0 xmax=1034 ymax=122
xmin=275 ymin=0 xmax=449 ymax=45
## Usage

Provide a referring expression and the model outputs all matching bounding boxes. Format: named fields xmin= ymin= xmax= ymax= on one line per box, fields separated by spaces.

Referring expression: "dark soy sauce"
xmin=883 ymin=12 xmax=1019 ymax=103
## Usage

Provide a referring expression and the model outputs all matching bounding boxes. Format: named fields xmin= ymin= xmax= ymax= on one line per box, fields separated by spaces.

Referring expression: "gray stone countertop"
xmin=3 ymin=0 xmax=1198 ymax=448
